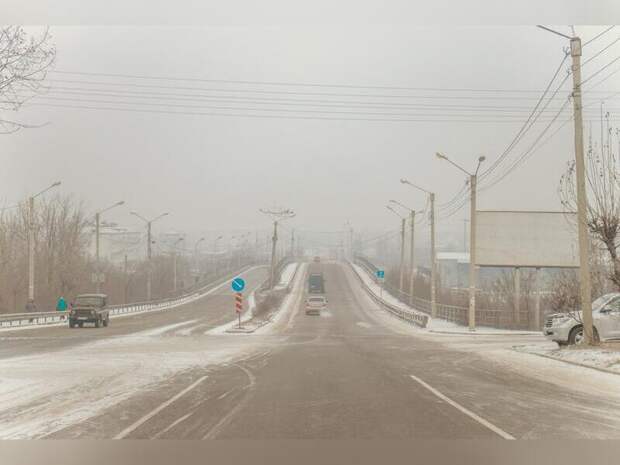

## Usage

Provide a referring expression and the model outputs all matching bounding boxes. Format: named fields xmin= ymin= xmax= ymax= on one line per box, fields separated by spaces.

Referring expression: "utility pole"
xmin=386 ymin=204 xmax=406 ymax=296
xmin=290 ymin=228 xmax=295 ymax=258
xmin=131 ymin=211 xmax=169 ymax=301
xmin=409 ymin=210 xmax=415 ymax=305
xmin=147 ymin=221 xmax=152 ymax=301
xmin=270 ymin=221 xmax=278 ymax=288
xmin=570 ymin=35 xmax=594 ymax=343
xmin=260 ymin=207 xmax=296 ymax=289
xmin=94 ymin=200 xmax=124 ymax=293
xmin=399 ymin=217 xmax=406 ymax=294
xmin=26 ymin=181 xmax=61 ymax=309
xmin=537 ymin=25 xmax=593 ymax=343
xmin=27 ymin=196 xmax=35 ymax=305
xmin=430 ymin=193 xmax=437 ymax=318
xmin=173 ymin=237 xmax=184 ymax=294
xmin=95 ymin=212 xmax=100 ymax=292
xmin=399 ymin=181 xmax=437 ymax=317
xmin=469 ymin=173 xmax=477 ymax=331
xmin=124 ymin=254 xmax=129 ymax=304
xmin=435 ymin=153 xmax=485 ymax=331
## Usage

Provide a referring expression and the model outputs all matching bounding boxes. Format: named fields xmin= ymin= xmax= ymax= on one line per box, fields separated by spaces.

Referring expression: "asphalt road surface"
xmin=3 ymin=262 xmax=620 ymax=439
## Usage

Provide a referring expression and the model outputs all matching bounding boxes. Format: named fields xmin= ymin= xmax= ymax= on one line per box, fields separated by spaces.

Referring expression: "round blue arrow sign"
xmin=231 ymin=277 xmax=246 ymax=292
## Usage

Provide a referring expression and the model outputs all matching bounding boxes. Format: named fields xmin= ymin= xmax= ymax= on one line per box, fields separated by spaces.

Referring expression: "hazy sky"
xmin=3 ymin=25 xmax=620 ymax=248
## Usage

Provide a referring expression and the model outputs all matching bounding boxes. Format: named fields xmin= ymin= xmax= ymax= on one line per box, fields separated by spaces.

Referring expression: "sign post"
xmin=231 ymin=277 xmax=246 ymax=328
xmin=376 ymin=270 xmax=385 ymax=299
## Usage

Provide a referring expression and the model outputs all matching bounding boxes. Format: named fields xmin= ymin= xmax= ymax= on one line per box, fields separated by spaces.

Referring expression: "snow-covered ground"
xmin=514 ymin=343 xmax=620 ymax=374
xmin=0 ymin=329 xmax=262 ymax=439
xmin=206 ymin=262 xmax=303 ymax=335
xmin=274 ymin=262 xmax=298 ymax=290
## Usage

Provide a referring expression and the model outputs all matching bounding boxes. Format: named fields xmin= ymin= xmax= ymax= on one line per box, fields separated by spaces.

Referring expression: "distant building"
xmin=437 ymin=252 xmax=470 ymax=289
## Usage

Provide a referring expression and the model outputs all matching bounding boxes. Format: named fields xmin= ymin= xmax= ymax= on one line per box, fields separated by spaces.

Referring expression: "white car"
xmin=305 ymin=295 xmax=327 ymax=315
xmin=544 ymin=292 xmax=620 ymax=345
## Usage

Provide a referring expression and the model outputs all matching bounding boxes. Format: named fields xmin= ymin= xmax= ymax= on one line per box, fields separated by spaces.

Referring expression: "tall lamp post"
xmin=193 ymin=237 xmax=206 ymax=280
xmin=27 ymin=181 xmax=61 ymax=309
xmin=435 ymin=152 xmax=485 ymax=331
xmin=94 ymin=200 xmax=125 ymax=293
xmin=389 ymin=199 xmax=418 ymax=306
xmin=172 ymin=236 xmax=184 ymax=293
xmin=213 ymin=235 xmax=222 ymax=277
xmin=130 ymin=211 xmax=169 ymax=301
xmin=401 ymin=179 xmax=437 ymax=318
xmin=386 ymin=205 xmax=406 ymax=296
xmin=260 ymin=208 xmax=296 ymax=289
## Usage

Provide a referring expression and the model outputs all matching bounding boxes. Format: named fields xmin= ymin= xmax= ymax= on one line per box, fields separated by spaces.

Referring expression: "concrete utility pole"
xmin=194 ymin=237 xmax=205 ymax=280
xmin=570 ymin=36 xmax=594 ymax=343
xmin=469 ymin=173 xmax=477 ymax=331
xmin=537 ymin=25 xmax=594 ymax=343
xmin=172 ymin=237 xmax=184 ymax=293
xmin=131 ymin=211 xmax=169 ymax=301
xmin=435 ymin=153 xmax=485 ymax=331
xmin=26 ymin=181 xmax=61 ymax=308
xmin=389 ymin=200 xmax=417 ymax=305
xmin=260 ymin=207 xmax=296 ymax=289
xmin=430 ymin=193 xmax=437 ymax=318
xmin=94 ymin=200 xmax=125 ymax=293
xmin=386 ymin=204 xmax=406 ymax=295
xmin=400 ymin=180 xmax=437 ymax=317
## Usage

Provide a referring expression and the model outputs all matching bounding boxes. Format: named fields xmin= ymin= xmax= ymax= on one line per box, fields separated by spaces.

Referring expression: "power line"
xmin=583 ymin=26 xmax=616 ymax=47
xmin=582 ymin=54 xmax=620 ymax=86
xmin=582 ymin=35 xmax=620 ymax=66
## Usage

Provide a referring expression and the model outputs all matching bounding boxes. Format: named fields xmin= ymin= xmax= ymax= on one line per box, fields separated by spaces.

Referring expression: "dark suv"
xmin=69 ymin=294 xmax=110 ymax=328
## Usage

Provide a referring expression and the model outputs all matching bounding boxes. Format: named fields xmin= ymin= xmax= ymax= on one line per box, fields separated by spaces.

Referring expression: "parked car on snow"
xmin=544 ymin=292 xmax=620 ymax=345
xmin=69 ymin=293 xmax=110 ymax=328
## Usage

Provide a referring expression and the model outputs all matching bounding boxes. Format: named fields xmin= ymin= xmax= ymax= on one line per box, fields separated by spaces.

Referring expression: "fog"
xmin=3 ymin=25 xmax=618 ymax=248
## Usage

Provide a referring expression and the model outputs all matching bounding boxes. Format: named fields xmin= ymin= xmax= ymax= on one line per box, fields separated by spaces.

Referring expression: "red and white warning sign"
xmin=235 ymin=292 xmax=243 ymax=313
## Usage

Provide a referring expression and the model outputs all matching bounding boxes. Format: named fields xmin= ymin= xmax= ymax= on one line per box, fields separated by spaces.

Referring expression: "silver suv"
xmin=544 ymin=292 xmax=620 ymax=345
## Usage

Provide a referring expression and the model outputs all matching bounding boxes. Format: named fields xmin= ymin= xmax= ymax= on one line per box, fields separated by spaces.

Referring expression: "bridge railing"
xmin=353 ymin=254 xmax=529 ymax=330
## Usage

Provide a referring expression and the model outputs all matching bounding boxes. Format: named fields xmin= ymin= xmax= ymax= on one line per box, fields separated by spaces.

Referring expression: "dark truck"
xmin=69 ymin=294 xmax=110 ymax=328
xmin=308 ymin=272 xmax=325 ymax=294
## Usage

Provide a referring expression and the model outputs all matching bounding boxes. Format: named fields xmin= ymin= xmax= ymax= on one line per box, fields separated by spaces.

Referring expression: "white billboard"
xmin=475 ymin=210 xmax=578 ymax=268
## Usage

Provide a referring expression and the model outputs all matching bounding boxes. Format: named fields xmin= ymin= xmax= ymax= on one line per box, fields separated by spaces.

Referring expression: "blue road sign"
xmin=376 ymin=270 xmax=385 ymax=279
xmin=231 ymin=277 xmax=246 ymax=292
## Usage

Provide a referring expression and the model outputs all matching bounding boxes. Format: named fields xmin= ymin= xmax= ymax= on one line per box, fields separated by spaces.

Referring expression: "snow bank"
xmin=515 ymin=343 xmax=620 ymax=374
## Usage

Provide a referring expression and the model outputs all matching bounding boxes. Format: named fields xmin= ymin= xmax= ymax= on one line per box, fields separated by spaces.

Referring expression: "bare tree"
xmin=559 ymin=112 xmax=620 ymax=288
xmin=0 ymin=26 xmax=56 ymax=133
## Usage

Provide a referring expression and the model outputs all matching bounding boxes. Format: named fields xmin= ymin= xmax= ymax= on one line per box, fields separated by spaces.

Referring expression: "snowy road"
xmin=2 ymin=262 xmax=620 ymax=439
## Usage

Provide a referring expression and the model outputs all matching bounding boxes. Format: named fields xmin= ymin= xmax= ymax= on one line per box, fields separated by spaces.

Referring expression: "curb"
xmin=429 ymin=329 xmax=540 ymax=336
xmin=511 ymin=346 xmax=620 ymax=377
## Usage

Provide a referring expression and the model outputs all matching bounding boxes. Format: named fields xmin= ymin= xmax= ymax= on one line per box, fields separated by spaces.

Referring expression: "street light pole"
xmin=386 ymin=205 xmax=406 ymax=296
xmin=570 ymin=36 xmax=594 ymax=344
xmin=537 ymin=25 xmax=594 ymax=343
xmin=173 ymin=237 xmax=184 ymax=293
xmin=259 ymin=208 xmax=296 ymax=289
xmin=435 ymin=153 xmax=485 ymax=331
xmin=26 ymin=181 xmax=61 ymax=308
xmin=400 ymin=180 xmax=437 ymax=317
xmin=131 ymin=211 xmax=169 ymax=301
xmin=389 ymin=200 xmax=417 ymax=305
xmin=94 ymin=200 xmax=125 ymax=293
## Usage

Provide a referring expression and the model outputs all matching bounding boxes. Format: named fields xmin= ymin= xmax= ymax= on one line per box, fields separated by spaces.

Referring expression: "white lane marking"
xmin=202 ymin=364 xmax=256 ymax=439
xmin=152 ymin=412 xmax=193 ymax=439
xmin=136 ymin=319 xmax=199 ymax=337
xmin=356 ymin=321 xmax=372 ymax=328
xmin=409 ymin=374 xmax=515 ymax=440
xmin=114 ymin=375 xmax=208 ymax=439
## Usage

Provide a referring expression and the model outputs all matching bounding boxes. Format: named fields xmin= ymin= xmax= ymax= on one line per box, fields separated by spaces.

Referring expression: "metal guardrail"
xmin=355 ymin=254 xmax=536 ymax=330
xmin=0 ymin=264 xmax=260 ymax=329
xmin=349 ymin=260 xmax=429 ymax=328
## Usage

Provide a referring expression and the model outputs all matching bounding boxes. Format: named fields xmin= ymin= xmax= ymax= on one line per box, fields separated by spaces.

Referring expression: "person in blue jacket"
xmin=56 ymin=296 xmax=67 ymax=312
